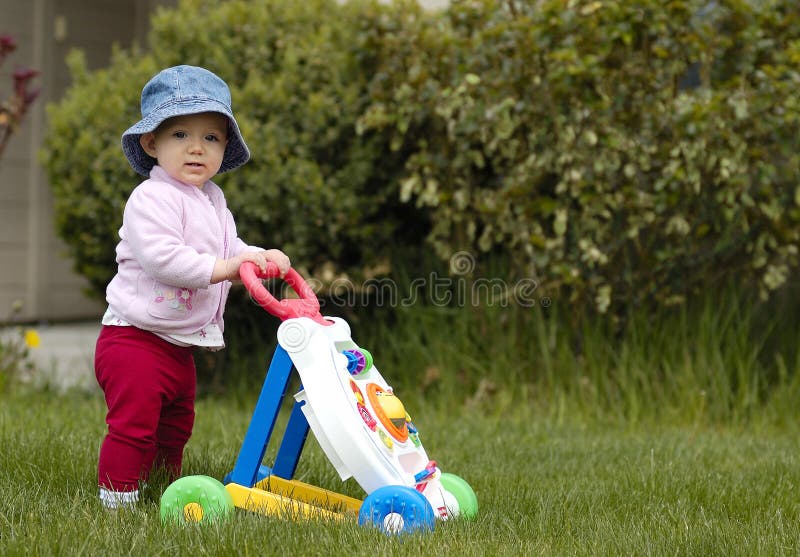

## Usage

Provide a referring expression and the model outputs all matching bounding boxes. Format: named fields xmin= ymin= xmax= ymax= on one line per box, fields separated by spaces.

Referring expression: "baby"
xmin=94 ymin=65 xmax=289 ymax=509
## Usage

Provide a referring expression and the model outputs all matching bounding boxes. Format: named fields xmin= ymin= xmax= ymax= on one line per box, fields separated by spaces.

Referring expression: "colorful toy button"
xmin=378 ymin=429 xmax=394 ymax=451
xmin=414 ymin=460 xmax=438 ymax=484
xmin=343 ymin=350 xmax=360 ymax=373
xmin=343 ymin=349 xmax=373 ymax=375
xmin=366 ymin=384 xmax=409 ymax=442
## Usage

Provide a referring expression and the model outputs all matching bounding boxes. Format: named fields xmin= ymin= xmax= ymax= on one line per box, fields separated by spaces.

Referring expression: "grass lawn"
xmin=1 ymin=388 xmax=798 ymax=556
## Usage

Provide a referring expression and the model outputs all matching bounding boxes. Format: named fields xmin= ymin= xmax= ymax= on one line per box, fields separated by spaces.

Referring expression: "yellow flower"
xmin=24 ymin=328 xmax=40 ymax=348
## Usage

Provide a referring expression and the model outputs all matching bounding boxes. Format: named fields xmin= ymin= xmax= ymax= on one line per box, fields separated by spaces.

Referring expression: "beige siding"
xmin=1 ymin=0 xmax=39 ymax=322
xmin=50 ymin=0 xmax=148 ymax=93
xmin=0 ymin=0 xmax=176 ymax=323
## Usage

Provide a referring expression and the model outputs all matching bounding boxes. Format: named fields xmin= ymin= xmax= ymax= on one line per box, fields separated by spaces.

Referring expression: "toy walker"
xmin=159 ymin=262 xmax=478 ymax=534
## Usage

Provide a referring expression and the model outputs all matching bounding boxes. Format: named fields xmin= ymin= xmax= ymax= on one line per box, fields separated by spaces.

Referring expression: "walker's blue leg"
xmin=272 ymin=397 xmax=310 ymax=479
xmin=227 ymin=345 xmax=294 ymax=487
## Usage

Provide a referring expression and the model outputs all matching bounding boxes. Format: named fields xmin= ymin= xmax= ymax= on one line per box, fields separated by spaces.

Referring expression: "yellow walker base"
xmin=225 ymin=475 xmax=362 ymax=520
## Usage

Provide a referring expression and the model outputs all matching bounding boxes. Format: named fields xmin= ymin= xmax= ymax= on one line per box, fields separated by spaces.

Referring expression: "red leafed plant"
xmin=0 ymin=34 xmax=40 ymax=160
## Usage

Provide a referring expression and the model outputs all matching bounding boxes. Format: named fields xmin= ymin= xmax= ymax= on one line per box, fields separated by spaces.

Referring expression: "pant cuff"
xmin=99 ymin=487 xmax=139 ymax=509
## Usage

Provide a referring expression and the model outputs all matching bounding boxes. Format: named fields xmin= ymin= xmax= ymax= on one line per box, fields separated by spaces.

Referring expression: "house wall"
xmin=0 ymin=0 xmax=176 ymax=322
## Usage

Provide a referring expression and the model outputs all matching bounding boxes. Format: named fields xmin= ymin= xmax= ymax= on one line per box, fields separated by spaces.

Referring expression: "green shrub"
xmin=358 ymin=0 xmax=800 ymax=314
xmin=41 ymin=0 xmax=800 ymax=324
xmin=41 ymin=0 xmax=428 ymax=300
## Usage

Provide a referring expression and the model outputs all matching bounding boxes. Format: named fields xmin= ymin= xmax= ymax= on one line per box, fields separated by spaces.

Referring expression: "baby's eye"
xmin=205 ymin=134 xmax=220 ymax=142
xmin=173 ymin=131 xmax=187 ymax=139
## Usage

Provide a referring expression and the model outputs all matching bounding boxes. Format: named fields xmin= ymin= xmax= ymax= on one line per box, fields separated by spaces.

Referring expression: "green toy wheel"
xmin=160 ymin=475 xmax=234 ymax=524
xmin=440 ymin=473 xmax=478 ymax=519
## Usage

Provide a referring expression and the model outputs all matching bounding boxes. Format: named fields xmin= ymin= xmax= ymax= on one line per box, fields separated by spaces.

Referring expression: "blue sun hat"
xmin=121 ymin=65 xmax=250 ymax=177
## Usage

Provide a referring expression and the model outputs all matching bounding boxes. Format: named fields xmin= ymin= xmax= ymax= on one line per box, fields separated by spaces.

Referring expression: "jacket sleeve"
xmin=122 ymin=186 xmax=217 ymax=289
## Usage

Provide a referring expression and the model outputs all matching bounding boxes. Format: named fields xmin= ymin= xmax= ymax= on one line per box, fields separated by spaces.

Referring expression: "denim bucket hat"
xmin=121 ymin=65 xmax=250 ymax=177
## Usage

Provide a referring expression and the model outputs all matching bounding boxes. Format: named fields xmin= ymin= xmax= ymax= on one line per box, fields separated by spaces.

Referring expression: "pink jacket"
xmin=106 ymin=166 xmax=259 ymax=335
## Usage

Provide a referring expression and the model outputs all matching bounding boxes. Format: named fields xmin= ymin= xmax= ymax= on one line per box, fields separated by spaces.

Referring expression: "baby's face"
xmin=139 ymin=112 xmax=229 ymax=187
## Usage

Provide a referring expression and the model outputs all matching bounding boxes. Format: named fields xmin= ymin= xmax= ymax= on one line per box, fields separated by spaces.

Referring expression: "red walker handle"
xmin=239 ymin=261 xmax=328 ymax=324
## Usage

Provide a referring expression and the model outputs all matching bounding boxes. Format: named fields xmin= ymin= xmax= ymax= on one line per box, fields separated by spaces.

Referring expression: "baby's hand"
xmin=212 ymin=250 xmax=291 ymax=283
xmin=263 ymin=249 xmax=291 ymax=277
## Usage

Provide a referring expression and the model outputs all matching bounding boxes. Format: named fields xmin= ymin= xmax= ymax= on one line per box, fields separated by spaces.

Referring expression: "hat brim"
xmin=121 ymin=98 xmax=250 ymax=177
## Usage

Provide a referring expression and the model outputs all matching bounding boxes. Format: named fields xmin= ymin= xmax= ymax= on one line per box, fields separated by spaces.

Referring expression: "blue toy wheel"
xmin=358 ymin=485 xmax=436 ymax=534
xmin=160 ymin=475 xmax=234 ymax=525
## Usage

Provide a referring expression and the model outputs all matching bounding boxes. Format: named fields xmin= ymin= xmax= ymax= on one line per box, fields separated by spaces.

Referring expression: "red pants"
xmin=95 ymin=325 xmax=196 ymax=492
